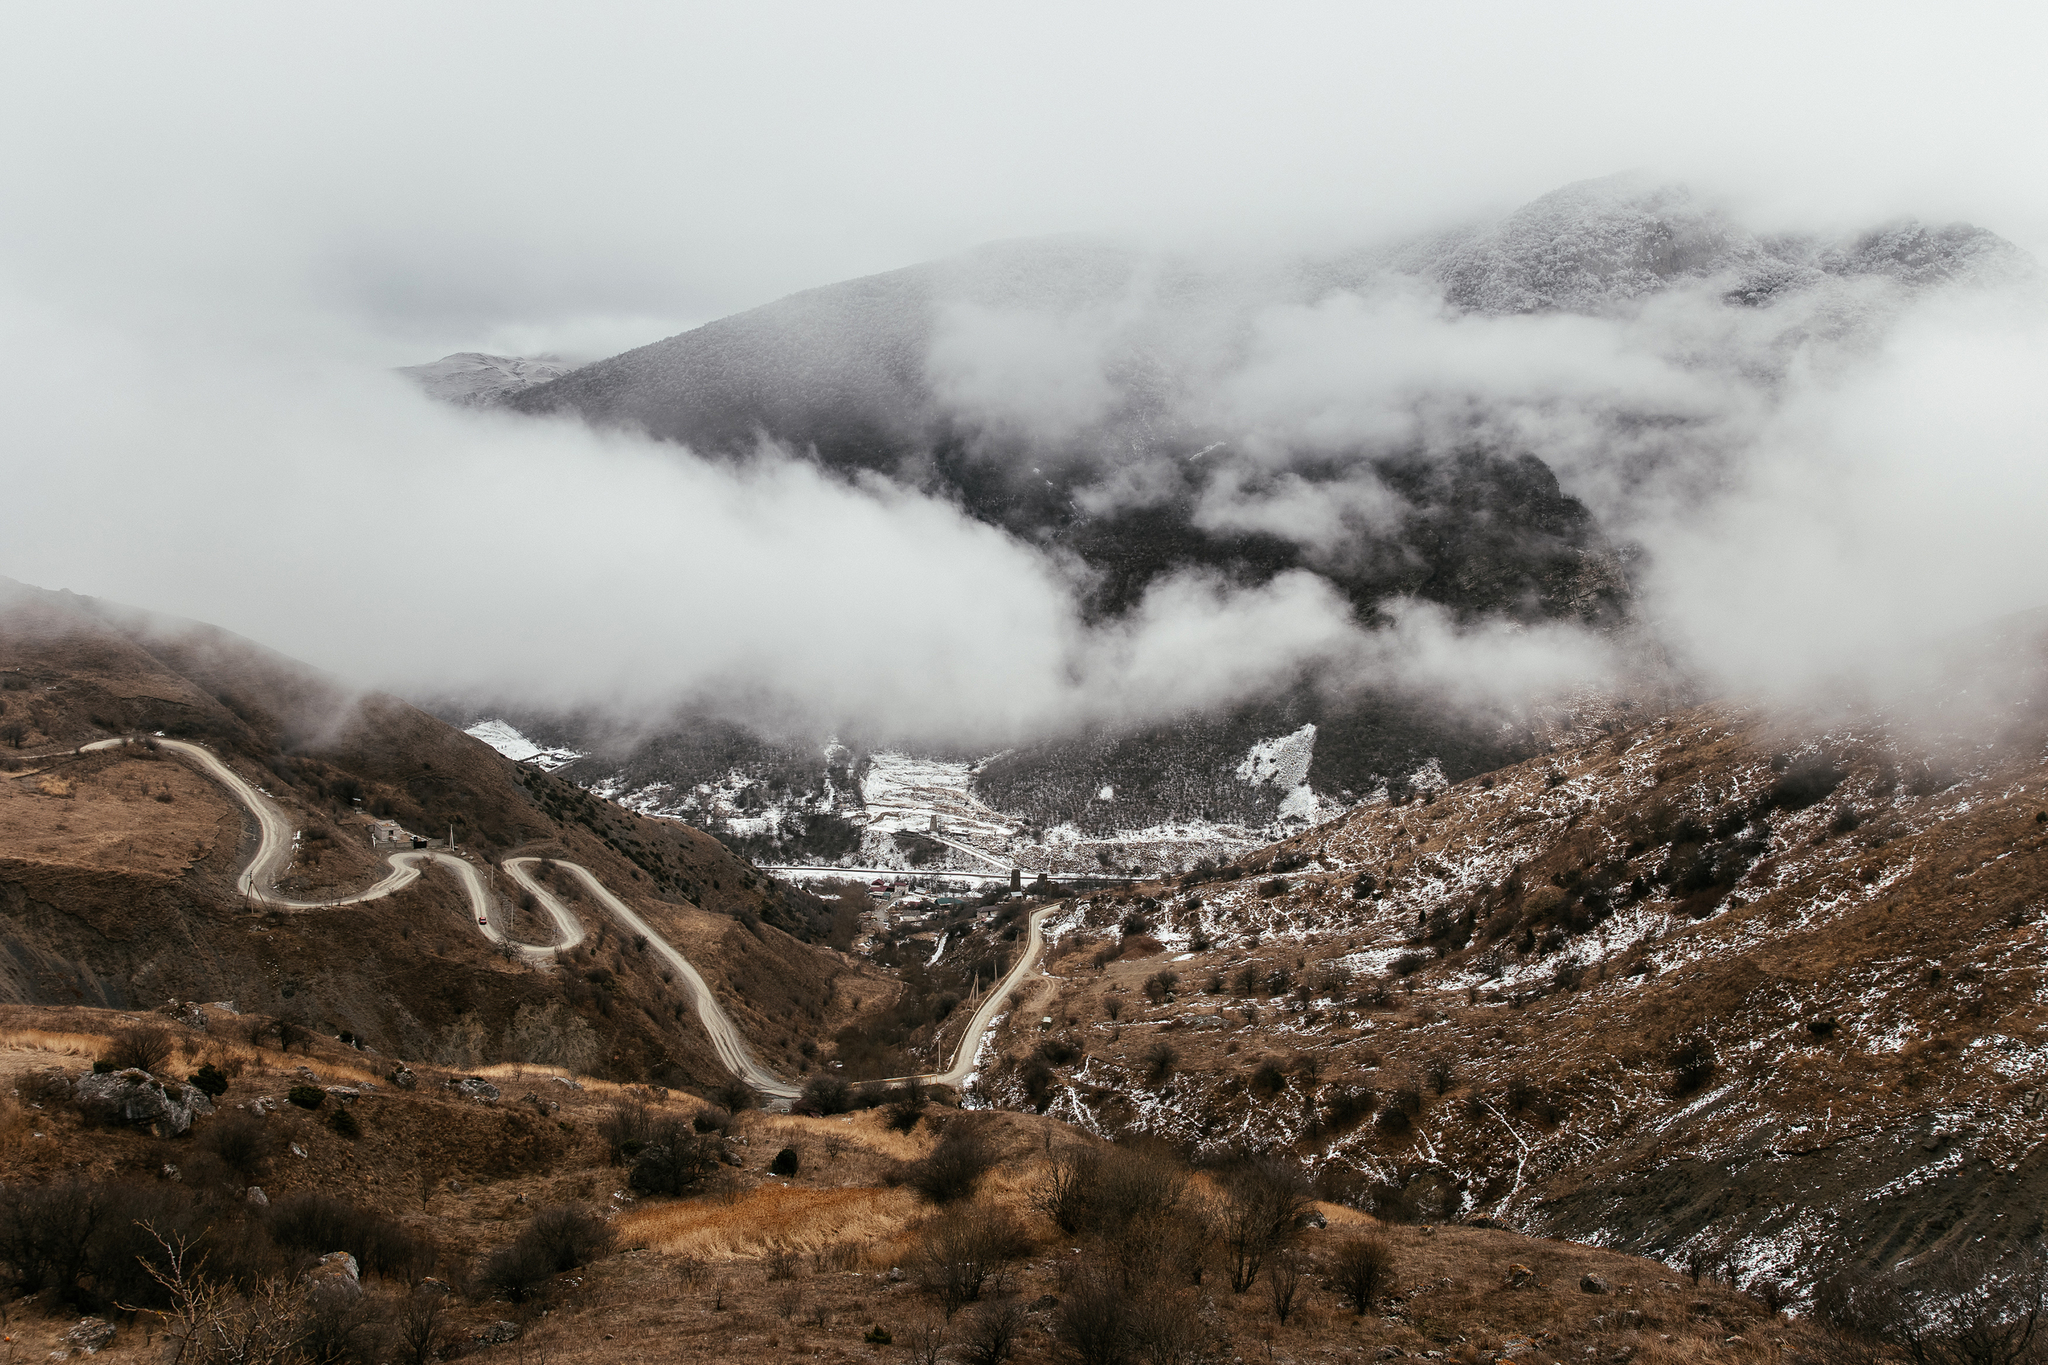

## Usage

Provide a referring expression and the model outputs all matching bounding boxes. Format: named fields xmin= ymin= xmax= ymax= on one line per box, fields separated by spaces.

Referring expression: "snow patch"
xmin=1237 ymin=723 xmax=1317 ymax=789
xmin=464 ymin=719 xmax=583 ymax=770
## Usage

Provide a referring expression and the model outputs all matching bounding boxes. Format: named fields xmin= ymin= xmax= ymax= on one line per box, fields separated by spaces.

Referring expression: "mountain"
xmin=397 ymin=351 xmax=580 ymax=406
xmin=439 ymin=177 xmax=2032 ymax=870
xmin=0 ymin=576 xmax=881 ymax=1089
xmin=1347 ymin=174 xmax=2034 ymax=316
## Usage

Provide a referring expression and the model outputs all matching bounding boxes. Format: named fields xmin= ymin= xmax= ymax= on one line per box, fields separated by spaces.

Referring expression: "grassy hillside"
xmin=0 ymin=578 xmax=887 ymax=1089
xmin=0 ymin=1005 xmax=1822 ymax=1365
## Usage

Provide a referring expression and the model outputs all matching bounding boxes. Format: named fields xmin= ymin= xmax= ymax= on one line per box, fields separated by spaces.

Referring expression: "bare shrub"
xmin=106 ymin=1023 xmax=175 ymax=1074
xmin=140 ymin=1228 xmax=309 ymax=1365
xmin=708 ymin=1078 xmax=758 ymax=1113
xmin=1265 ymin=1248 xmax=1305 ymax=1323
xmin=629 ymin=1125 xmax=723 ymax=1197
xmin=1670 ymin=1036 xmax=1717 ymax=1097
xmin=1217 ymin=1157 xmax=1314 ymax=1293
xmin=478 ymin=1238 xmax=555 ymax=1303
xmin=1823 ymin=1246 xmax=2048 ymax=1365
xmin=958 ymin=1298 xmax=1028 ymax=1365
xmin=267 ymin=1190 xmax=434 ymax=1281
xmin=906 ymin=1317 xmax=947 ymax=1365
xmin=1053 ymin=1271 xmax=1131 ymax=1365
xmin=907 ymin=1124 xmax=995 ymax=1205
xmin=474 ymin=1204 xmax=610 ymax=1306
xmin=915 ymin=1205 xmax=1026 ymax=1318
xmin=197 ymin=1113 xmax=276 ymax=1180
xmin=1329 ymin=1232 xmax=1396 ymax=1314
xmin=392 ymin=1281 xmax=452 ymax=1365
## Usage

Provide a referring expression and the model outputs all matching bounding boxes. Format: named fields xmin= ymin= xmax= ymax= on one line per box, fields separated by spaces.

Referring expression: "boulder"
xmin=550 ymin=1075 xmax=583 ymax=1090
xmin=305 ymin=1252 xmax=361 ymax=1301
xmin=1506 ymin=1264 xmax=1539 ymax=1290
xmin=246 ymin=1186 xmax=269 ymax=1207
xmin=62 ymin=1318 xmax=116 ymax=1354
xmin=1581 ymin=1273 xmax=1612 ymax=1294
xmin=444 ymin=1076 xmax=500 ymax=1103
xmin=73 ymin=1069 xmax=213 ymax=1137
xmin=388 ymin=1066 xmax=418 ymax=1091
xmin=472 ymin=1321 xmax=521 ymax=1346
xmin=157 ymin=1000 xmax=208 ymax=1031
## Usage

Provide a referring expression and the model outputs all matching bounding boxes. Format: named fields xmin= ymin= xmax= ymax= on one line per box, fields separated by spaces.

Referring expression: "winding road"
xmin=81 ymin=736 xmax=1057 ymax=1104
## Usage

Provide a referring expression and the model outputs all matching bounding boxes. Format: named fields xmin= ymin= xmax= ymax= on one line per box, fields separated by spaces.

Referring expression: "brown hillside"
xmin=0 ymin=1006 xmax=1820 ymax=1365
xmin=0 ymin=577 xmax=889 ymax=1090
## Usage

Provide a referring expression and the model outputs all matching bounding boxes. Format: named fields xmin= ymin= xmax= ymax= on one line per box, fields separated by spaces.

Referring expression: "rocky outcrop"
xmin=73 ymin=1068 xmax=212 ymax=1136
xmin=444 ymin=1076 xmax=499 ymax=1103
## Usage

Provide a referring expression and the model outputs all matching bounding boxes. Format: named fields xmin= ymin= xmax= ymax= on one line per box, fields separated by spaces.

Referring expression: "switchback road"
xmin=88 ymin=736 xmax=1057 ymax=1105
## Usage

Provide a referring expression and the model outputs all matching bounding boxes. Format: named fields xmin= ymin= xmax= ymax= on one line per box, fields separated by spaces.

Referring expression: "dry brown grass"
xmin=0 ymin=1026 xmax=109 ymax=1058
xmin=0 ymin=750 xmax=237 ymax=878
xmin=619 ymin=1184 xmax=918 ymax=1262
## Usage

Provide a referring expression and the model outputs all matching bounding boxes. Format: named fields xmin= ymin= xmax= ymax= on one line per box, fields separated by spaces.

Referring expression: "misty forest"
xmin=5 ymin=7 xmax=2048 ymax=1365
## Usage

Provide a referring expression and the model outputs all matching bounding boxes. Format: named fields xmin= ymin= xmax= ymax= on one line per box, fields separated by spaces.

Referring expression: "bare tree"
xmin=1216 ymin=1157 xmax=1315 ymax=1293
xmin=1265 ymin=1249 xmax=1304 ymax=1324
xmin=392 ymin=1283 xmax=450 ymax=1365
xmin=905 ymin=1317 xmax=946 ymax=1365
xmin=1829 ymin=1248 xmax=2048 ymax=1365
xmin=959 ymin=1299 xmax=1027 ymax=1365
xmin=131 ymin=1226 xmax=309 ymax=1365
xmin=1329 ymin=1233 xmax=1397 ymax=1315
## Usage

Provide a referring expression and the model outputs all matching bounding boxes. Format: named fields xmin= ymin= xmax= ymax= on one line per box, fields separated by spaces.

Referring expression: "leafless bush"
xmin=1265 ymin=1248 xmax=1304 ymax=1323
xmin=764 ymin=1243 xmax=801 ymax=1281
xmin=1329 ymin=1232 xmax=1396 ymax=1314
xmin=16 ymin=1069 xmax=71 ymax=1106
xmin=1053 ymin=1271 xmax=1131 ymax=1365
xmin=197 ymin=1112 xmax=275 ymax=1180
xmin=139 ymin=1227 xmax=309 ymax=1365
xmin=392 ymin=1281 xmax=452 ymax=1365
xmin=1217 ymin=1157 xmax=1314 ymax=1293
xmin=106 ymin=1023 xmax=175 ymax=1074
xmin=915 ymin=1205 xmax=1026 ymax=1318
xmin=958 ymin=1298 xmax=1027 ymax=1365
xmin=1822 ymin=1247 xmax=2048 ymax=1365
xmin=906 ymin=1317 xmax=947 ymax=1365
xmin=906 ymin=1124 xmax=996 ymax=1204
xmin=596 ymin=1099 xmax=652 ymax=1165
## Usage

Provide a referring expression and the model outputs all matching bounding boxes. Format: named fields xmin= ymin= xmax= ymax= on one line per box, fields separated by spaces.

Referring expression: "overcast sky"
xmin=5 ymin=2 xmax=2045 ymax=361
xmin=5 ymin=3 xmax=2046 ymax=742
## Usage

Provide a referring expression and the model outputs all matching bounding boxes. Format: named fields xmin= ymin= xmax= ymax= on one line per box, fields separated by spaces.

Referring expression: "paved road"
xmin=91 ymin=735 xmax=1059 ymax=1103
xmin=917 ymin=900 xmax=1058 ymax=1087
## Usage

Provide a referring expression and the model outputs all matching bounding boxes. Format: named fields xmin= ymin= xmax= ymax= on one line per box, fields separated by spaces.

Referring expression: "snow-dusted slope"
xmin=463 ymin=718 xmax=584 ymax=770
xmin=399 ymin=353 xmax=580 ymax=406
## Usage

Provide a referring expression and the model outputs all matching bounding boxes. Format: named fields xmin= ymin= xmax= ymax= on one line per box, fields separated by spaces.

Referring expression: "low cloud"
xmin=0 ymin=284 xmax=1620 ymax=747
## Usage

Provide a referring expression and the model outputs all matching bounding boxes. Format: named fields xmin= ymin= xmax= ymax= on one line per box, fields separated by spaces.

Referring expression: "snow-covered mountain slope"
xmin=972 ymin=609 xmax=2048 ymax=1295
xmin=463 ymin=717 xmax=584 ymax=770
xmin=468 ymin=177 xmax=2030 ymax=877
xmin=1331 ymin=174 xmax=2035 ymax=318
xmin=398 ymin=352 xmax=580 ymax=406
